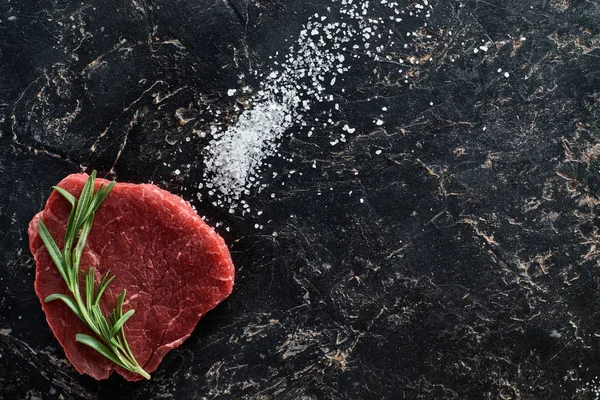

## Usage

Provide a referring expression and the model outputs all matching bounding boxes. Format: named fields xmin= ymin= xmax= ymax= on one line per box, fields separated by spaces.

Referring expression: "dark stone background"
xmin=2 ymin=0 xmax=600 ymax=398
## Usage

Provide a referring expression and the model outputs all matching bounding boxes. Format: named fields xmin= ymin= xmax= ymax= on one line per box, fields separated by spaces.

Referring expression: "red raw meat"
xmin=28 ymin=173 xmax=234 ymax=381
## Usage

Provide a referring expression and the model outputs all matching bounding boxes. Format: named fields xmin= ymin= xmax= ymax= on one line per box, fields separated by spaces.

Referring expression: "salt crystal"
xmin=227 ymin=89 xmax=237 ymax=96
xmin=343 ymin=124 xmax=356 ymax=134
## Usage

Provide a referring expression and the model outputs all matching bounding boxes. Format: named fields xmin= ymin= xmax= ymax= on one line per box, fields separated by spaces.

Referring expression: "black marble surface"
xmin=2 ymin=0 xmax=600 ymax=398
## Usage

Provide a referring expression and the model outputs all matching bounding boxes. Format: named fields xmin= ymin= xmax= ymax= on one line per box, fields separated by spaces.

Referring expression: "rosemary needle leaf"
xmin=52 ymin=186 xmax=77 ymax=207
xmin=84 ymin=268 xmax=94 ymax=311
xmin=95 ymin=182 xmax=115 ymax=208
xmin=73 ymin=218 xmax=94 ymax=271
xmin=94 ymin=273 xmax=115 ymax=306
xmin=45 ymin=294 xmax=83 ymax=320
xmin=115 ymin=289 xmax=126 ymax=320
xmin=37 ymin=220 xmax=67 ymax=282
xmin=76 ymin=334 xmax=125 ymax=368
xmin=110 ymin=310 xmax=135 ymax=339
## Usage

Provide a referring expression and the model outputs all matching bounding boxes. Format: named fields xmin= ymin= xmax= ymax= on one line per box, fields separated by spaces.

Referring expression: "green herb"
xmin=37 ymin=171 xmax=150 ymax=380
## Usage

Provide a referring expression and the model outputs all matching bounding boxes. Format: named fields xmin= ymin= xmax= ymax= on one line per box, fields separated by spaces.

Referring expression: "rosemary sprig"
xmin=37 ymin=171 xmax=150 ymax=380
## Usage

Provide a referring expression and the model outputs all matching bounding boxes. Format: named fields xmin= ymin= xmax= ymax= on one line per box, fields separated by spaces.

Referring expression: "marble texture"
xmin=2 ymin=0 xmax=600 ymax=398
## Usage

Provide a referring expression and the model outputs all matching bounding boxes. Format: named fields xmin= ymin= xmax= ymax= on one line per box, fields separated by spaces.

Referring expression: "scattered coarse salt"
xmin=200 ymin=0 xmax=438 ymax=213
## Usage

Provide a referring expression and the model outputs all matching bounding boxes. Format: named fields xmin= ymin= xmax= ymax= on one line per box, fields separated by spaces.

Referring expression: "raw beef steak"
xmin=28 ymin=173 xmax=235 ymax=381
